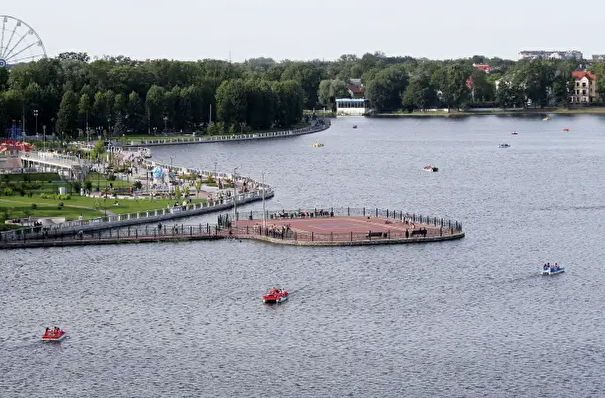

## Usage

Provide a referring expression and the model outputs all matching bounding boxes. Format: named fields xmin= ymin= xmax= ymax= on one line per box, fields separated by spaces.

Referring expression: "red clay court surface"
xmin=235 ymin=216 xmax=439 ymax=235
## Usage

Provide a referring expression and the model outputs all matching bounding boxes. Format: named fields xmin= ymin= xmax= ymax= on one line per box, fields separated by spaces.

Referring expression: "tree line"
xmin=1 ymin=51 xmax=605 ymax=139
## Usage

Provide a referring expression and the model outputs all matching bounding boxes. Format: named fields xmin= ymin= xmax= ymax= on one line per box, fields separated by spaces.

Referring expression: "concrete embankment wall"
xmin=122 ymin=120 xmax=331 ymax=147
xmin=237 ymin=231 xmax=465 ymax=246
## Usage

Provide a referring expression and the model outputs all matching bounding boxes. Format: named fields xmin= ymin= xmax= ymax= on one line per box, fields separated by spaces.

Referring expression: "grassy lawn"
xmin=0 ymin=195 xmax=208 ymax=217
xmin=0 ymin=201 xmax=102 ymax=222
xmin=1 ymin=172 xmax=75 ymax=195
xmin=85 ymin=172 xmax=136 ymax=190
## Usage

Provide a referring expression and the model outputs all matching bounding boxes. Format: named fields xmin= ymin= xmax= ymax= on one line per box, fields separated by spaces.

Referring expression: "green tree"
xmin=281 ymin=62 xmax=323 ymax=109
xmin=272 ymin=80 xmax=304 ymax=127
xmin=0 ymin=67 xmax=8 ymax=90
xmin=128 ymin=91 xmax=144 ymax=133
xmin=113 ymin=93 xmax=128 ymax=118
xmin=365 ymin=65 xmax=409 ymax=111
xmin=469 ymin=70 xmax=495 ymax=102
xmin=55 ymin=90 xmax=79 ymax=141
xmin=318 ymin=79 xmax=349 ymax=109
xmin=590 ymin=62 xmax=605 ymax=101
xmin=512 ymin=60 xmax=554 ymax=107
xmin=431 ymin=64 xmax=472 ymax=110
xmin=78 ymin=93 xmax=92 ymax=133
xmin=216 ymin=79 xmax=248 ymax=126
xmin=402 ymin=74 xmax=437 ymax=111
xmin=92 ymin=91 xmax=109 ymax=128
xmin=145 ymin=85 xmax=165 ymax=132
xmin=91 ymin=139 xmax=106 ymax=161
xmin=552 ymin=61 xmax=576 ymax=105
xmin=495 ymin=79 xmax=525 ymax=108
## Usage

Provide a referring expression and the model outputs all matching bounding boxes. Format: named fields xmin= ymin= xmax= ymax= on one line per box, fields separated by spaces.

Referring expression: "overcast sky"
xmin=2 ymin=0 xmax=602 ymax=62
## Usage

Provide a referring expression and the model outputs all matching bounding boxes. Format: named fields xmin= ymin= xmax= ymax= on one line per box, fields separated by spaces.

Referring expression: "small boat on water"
xmin=543 ymin=117 xmax=550 ymax=121
xmin=511 ymin=131 xmax=518 ymax=135
xmin=313 ymin=142 xmax=324 ymax=147
xmin=499 ymin=143 xmax=510 ymax=148
xmin=541 ymin=264 xmax=564 ymax=276
xmin=563 ymin=128 xmax=569 ymax=132
xmin=42 ymin=327 xmax=67 ymax=342
xmin=263 ymin=287 xmax=288 ymax=304
xmin=352 ymin=125 xmax=357 ymax=129
xmin=423 ymin=165 xmax=439 ymax=172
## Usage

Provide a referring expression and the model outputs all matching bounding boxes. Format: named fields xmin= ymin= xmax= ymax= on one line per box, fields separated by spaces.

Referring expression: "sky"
xmin=2 ymin=0 xmax=603 ymax=62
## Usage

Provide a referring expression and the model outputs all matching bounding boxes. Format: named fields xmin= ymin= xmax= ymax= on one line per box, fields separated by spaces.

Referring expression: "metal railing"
xmin=122 ymin=120 xmax=331 ymax=147
xmin=0 ymin=206 xmax=464 ymax=248
xmin=221 ymin=207 xmax=463 ymax=232
xmin=0 ymin=222 xmax=225 ymax=249
xmin=228 ymin=226 xmax=461 ymax=243
xmin=0 ymin=187 xmax=274 ymax=242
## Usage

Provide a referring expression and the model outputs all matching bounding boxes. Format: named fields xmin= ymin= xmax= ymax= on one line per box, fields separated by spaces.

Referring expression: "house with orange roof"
xmin=346 ymin=84 xmax=364 ymax=99
xmin=571 ymin=71 xmax=597 ymax=103
xmin=472 ymin=64 xmax=491 ymax=73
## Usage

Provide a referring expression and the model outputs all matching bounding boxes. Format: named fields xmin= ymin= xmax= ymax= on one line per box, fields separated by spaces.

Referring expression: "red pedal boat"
xmin=41 ymin=327 xmax=67 ymax=342
xmin=263 ymin=287 xmax=288 ymax=304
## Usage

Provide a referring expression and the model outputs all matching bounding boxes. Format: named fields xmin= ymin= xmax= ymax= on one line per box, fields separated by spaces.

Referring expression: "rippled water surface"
xmin=3 ymin=115 xmax=605 ymax=397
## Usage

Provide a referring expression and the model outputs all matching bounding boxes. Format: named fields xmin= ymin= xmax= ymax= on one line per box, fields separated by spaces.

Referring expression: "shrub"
xmin=58 ymin=201 xmax=64 ymax=208
xmin=73 ymin=182 xmax=82 ymax=193
xmin=58 ymin=194 xmax=71 ymax=200
xmin=3 ymin=188 xmax=13 ymax=196
xmin=84 ymin=181 xmax=92 ymax=191
xmin=31 ymin=203 xmax=38 ymax=210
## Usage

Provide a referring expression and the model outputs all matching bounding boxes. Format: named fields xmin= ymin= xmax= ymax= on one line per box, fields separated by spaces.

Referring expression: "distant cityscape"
xmin=518 ymin=50 xmax=605 ymax=61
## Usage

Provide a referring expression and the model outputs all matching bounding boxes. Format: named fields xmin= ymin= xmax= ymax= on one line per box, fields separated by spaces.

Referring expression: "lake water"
xmin=2 ymin=114 xmax=605 ymax=397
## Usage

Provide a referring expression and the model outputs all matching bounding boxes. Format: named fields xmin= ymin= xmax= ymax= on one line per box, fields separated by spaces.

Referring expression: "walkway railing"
xmin=0 ymin=222 xmax=226 ymax=249
xmin=120 ymin=120 xmax=331 ymax=147
xmin=0 ymin=187 xmax=273 ymax=242
xmin=223 ymin=207 xmax=463 ymax=232
xmin=0 ymin=206 xmax=465 ymax=249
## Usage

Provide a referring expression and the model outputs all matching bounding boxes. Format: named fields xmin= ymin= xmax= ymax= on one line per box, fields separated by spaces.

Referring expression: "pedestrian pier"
xmin=0 ymin=207 xmax=464 ymax=249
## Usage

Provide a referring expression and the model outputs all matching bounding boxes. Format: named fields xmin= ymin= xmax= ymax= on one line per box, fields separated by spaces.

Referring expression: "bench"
xmin=367 ymin=231 xmax=387 ymax=238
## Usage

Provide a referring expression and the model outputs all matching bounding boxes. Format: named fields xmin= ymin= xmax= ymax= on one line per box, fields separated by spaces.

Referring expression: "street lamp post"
xmin=233 ymin=167 xmax=238 ymax=227
xmin=214 ymin=161 xmax=217 ymax=183
xmin=33 ymin=110 xmax=38 ymax=137
xmin=42 ymin=125 xmax=46 ymax=151
xmin=170 ymin=155 xmax=173 ymax=196
xmin=86 ymin=111 xmax=89 ymax=141
xmin=163 ymin=116 xmax=168 ymax=133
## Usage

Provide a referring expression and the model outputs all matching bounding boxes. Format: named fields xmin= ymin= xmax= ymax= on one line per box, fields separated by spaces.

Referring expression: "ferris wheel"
xmin=0 ymin=15 xmax=47 ymax=68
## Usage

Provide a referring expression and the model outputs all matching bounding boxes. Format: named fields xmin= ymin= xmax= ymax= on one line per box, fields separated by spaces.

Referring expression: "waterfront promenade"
xmin=118 ymin=119 xmax=331 ymax=147
xmin=0 ymin=207 xmax=464 ymax=249
xmin=0 ymin=120 xmax=334 ymax=241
